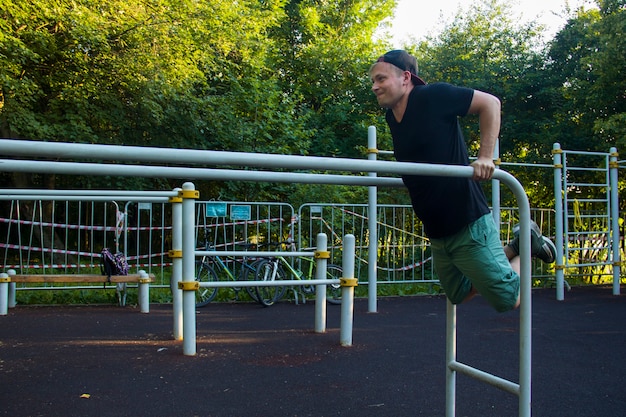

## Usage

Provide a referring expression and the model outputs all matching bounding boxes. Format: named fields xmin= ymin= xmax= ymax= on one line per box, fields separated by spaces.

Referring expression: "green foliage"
xmin=1 ymin=0 xmax=624 ymax=210
xmin=548 ymin=0 xmax=626 ymax=151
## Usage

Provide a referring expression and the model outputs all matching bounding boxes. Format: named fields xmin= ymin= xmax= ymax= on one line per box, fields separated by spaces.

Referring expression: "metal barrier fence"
xmin=3 ymin=196 xmax=621 ymax=294
xmin=0 ymin=190 xmax=176 ymax=288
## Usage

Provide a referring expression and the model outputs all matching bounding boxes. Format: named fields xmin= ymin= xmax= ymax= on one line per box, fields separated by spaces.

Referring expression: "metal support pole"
xmin=340 ymin=234 xmax=356 ymax=347
xmin=138 ymin=270 xmax=150 ymax=313
xmin=181 ymin=182 xmax=198 ymax=356
xmin=445 ymin=300 xmax=456 ymax=417
xmin=7 ymin=269 xmax=16 ymax=308
xmin=367 ymin=126 xmax=378 ymax=313
xmin=170 ymin=189 xmax=184 ymax=340
xmin=492 ymin=140 xmax=501 ymax=231
xmin=553 ymin=143 xmax=565 ymax=301
xmin=314 ymin=233 xmax=328 ymax=333
xmin=0 ymin=273 xmax=9 ymax=315
xmin=609 ymin=147 xmax=621 ymax=296
xmin=445 ymin=175 xmax=532 ymax=417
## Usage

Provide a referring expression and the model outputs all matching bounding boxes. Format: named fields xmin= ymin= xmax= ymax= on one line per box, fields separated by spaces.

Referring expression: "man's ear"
xmin=403 ymin=71 xmax=412 ymax=86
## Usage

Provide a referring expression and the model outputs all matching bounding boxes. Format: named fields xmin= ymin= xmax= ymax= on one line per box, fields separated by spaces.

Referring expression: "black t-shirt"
xmin=386 ymin=83 xmax=490 ymax=238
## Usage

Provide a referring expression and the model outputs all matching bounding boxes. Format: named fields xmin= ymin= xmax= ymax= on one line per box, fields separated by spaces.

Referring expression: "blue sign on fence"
xmin=230 ymin=205 xmax=251 ymax=221
xmin=205 ymin=202 xmax=227 ymax=217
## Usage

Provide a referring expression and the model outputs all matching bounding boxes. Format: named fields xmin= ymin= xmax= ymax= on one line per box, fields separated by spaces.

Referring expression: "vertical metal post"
xmin=181 ymin=182 xmax=198 ymax=356
xmin=518 ymin=213 xmax=533 ymax=417
xmin=553 ymin=143 xmax=565 ymax=301
xmin=170 ymin=188 xmax=184 ymax=340
xmin=340 ymin=234 xmax=356 ymax=347
xmin=444 ymin=171 xmax=532 ymax=417
xmin=7 ymin=269 xmax=16 ymax=308
xmin=609 ymin=147 xmax=621 ymax=296
xmin=445 ymin=300 xmax=456 ymax=417
xmin=138 ymin=270 xmax=150 ymax=313
xmin=0 ymin=273 xmax=9 ymax=315
xmin=367 ymin=126 xmax=378 ymax=313
xmin=492 ymin=140 xmax=501 ymax=231
xmin=314 ymin=233 xmax=328 ymax=333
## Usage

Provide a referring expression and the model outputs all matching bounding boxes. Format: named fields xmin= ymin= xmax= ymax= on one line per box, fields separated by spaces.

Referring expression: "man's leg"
xmin=503 ymin=245 xmax=521 ymax=308
xmin=434 ymin=214 xmax=520 ymax=312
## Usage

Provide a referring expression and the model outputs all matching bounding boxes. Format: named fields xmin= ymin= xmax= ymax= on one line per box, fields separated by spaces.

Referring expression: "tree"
xmin=547 ymin=0 xmax=625 ymax=151
xmin=270 ymin=0 xmax=396 ymax=159
xmin=0 ymin=0 xmax=293 ymax=194
xmin=408 ymin=0 xmax=554 ymax=207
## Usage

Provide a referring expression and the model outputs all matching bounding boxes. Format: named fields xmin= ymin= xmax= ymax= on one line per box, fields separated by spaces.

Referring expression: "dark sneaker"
xmin=536 ymin=236 xmax=557 ymax=263
xmin=510 ymin=221 xmax=556 ymax=263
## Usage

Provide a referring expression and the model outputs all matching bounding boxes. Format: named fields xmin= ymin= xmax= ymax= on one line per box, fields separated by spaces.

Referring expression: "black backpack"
xmin=100 ymin=248 xmax=129 ymax=284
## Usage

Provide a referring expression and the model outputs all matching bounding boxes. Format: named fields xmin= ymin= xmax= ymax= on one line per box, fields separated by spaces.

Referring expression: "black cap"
xmin=376 ymin=50 xmax=426 ymax=86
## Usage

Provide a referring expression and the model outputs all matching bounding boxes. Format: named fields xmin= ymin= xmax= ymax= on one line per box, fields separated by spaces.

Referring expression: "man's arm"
xmin=467 ymin=90 xmax=501 ymax=181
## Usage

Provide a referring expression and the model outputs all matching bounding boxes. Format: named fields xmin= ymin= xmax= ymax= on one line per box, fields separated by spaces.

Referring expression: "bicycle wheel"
xmin=242 ymin=258 xmax=263 ymax=302
xmin=195 ymin=261 xmax=219 ymax=307
xmin=325 ymin=264 xmax=343 ymax=305
xmin=254 ymin=258 xmax=286 ymax=307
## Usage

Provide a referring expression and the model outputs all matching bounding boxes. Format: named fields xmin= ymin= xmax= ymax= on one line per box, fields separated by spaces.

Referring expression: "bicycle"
xmin=253 ymin=241 xmax=343 ymax=307
xmin=195 ymin=239 xmax=262 ymax=307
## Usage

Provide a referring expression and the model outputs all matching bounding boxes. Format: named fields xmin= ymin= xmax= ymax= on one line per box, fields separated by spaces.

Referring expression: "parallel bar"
xmin=0 ymin=189 xmax=178 ymax=197
xmin=0 ymin=195 xmax=172 ymax=202
xmin=197 ymin=279 xmax=340 ymax=288
xmin=196 ymin=251 xmax=313 ymax=258
xmin=9 ymin=274 xmax=154 ymax=283
xmin=0 ymin=139 xmax=508 ymax=181
xmin=0 ymin=138 xmax=533 ymax=414
xmin=448 ymin=360 xmax=520 ymax=395
xmin=0 ymin=159 xmax=405 ymax=187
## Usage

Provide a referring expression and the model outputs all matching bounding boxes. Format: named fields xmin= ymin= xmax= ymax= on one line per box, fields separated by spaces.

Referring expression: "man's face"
xmin=370 ymin=62 xmax=409 ymax=109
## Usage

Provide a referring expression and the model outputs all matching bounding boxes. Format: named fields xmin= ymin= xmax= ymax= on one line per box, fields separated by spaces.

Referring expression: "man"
xmin=370 ymin=50 xmax=556 ymax=312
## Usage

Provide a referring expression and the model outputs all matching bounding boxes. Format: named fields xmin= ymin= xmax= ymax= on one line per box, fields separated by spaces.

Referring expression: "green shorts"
xmin=429 ymin=213 xmax=520 ymax=312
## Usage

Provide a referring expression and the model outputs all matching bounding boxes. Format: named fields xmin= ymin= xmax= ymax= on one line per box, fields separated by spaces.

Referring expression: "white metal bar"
xmin=367 ymin=125 xmax=378 ymax=313
xmin=554 ymin=143 xmax=566 ymax=300
xmin=445 ymin=300 xmax=456 ymax=417
xmin=562 ymin=149 xmax=612 ymax=157
xmin=171 ymin=188 xmax=183 ymax=341
xmin=610 ymin=147 xmax=621 ymax=295
xmin=198 ymin=279 xmax=340 ymax=288
xmin=0 ymin=159 xmax=405 ymax=188
xmin=181 ymin=182 xmax=197 ymax=356
xmin=492 ymin=139 xmax=501 ymax=232
xmin=314 ymin=233 xmax=328 ymax=333
xmin=138 ymin=270 xmax=150 ymax=313
xmin=448 ymin=360 xmax=520 ymax=395
xmin=340 ymin=234 xmax=356 ymax=347
xmin=0 ymin=189 xmax=178 ymax=197
xmin=0 ymin=139 xmax=512 ymax=181
xmin=0 ymin=273 xmax=8 ymax=315
xmin=196 ymin=250 xmax=313 ymax=258
xmin=0 ymin=195 xmax=172 ymax=202
xmin=566 ymin=167 xmax=609 ymax=173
